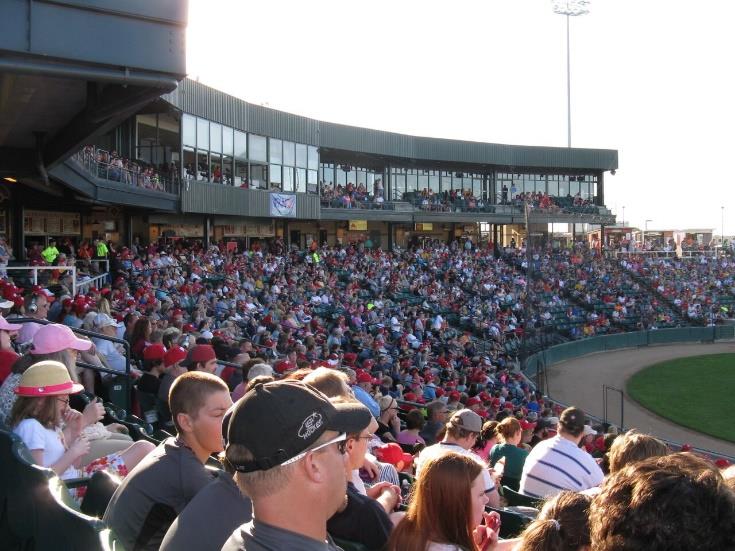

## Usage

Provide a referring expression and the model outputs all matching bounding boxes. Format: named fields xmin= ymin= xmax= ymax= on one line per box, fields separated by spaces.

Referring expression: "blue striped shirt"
xmin=519 ymin=435 xmax=603 ymax=498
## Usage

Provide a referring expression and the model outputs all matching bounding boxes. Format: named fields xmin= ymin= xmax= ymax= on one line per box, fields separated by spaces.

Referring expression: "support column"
xmin=203 ymin=216 xmax=211 ymax=248
xmin=387 ymin=222 xmax=394 ymax=251
xmin=125 ymin=213 xmax=133 ymax=248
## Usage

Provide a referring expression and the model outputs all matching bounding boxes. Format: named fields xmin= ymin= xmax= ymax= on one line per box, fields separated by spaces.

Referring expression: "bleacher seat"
xmin=0 ymin=427 xmax=105 ymax=551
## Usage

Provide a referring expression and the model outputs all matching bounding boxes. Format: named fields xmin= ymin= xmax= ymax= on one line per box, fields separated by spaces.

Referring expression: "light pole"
xmin=722 ymin=206 xmax=725 ymax=251
xmin=622 ymin=205 xmax=625 ymax=227
xmin=643 ymin=219 xmax=652 ymax=250
xmin=552 ymin=0 xmax=590 ymax=148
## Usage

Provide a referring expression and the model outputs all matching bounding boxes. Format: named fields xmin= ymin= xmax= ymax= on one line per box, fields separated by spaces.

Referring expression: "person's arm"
xmin=32 ymin=436 xmax=90 ymax=476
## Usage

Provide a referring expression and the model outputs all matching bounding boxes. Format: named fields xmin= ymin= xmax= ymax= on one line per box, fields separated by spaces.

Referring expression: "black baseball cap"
xmin=559 ymin=406 xmax=586 ymax=433
xmin=227 ymin=380 xmax=371 ymax=473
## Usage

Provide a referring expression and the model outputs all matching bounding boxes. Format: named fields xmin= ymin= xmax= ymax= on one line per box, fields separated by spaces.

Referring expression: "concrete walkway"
xmin=544 ymin=342 xmax=735 ymax=457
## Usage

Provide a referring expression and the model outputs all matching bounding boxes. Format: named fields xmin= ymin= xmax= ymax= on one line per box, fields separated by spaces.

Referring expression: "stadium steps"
xmin=619 ymin=263 xmax=691 ymax=326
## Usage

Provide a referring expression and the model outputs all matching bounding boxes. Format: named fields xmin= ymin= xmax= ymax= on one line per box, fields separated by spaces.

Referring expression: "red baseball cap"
xmin=143 ymin=343 xmax=167 ymax=362
xmin=374 ymin=443 xmax=413 ymax=471
xmin=357 ymin=372 xmax=376 ymax=385
xmin=182 ymin=344 xmax=217 ymax=367
xmin=449 ymin=390 xmax=461 ymax=401
xmin=466 ymin=397 xmax=481 ymax=407
xmin=164 ymin=346 xmax=188 ymax=367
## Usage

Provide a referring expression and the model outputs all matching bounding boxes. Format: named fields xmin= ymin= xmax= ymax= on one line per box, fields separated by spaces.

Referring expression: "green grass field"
xmin=627 ymin=353 xmax=735 ymax=444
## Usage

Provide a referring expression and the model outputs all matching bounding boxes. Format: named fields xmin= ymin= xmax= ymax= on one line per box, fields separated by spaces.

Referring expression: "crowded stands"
xmin=78 ymin=146 xmax=176 ymax=193
xmin=1 ymin=234 xmax=734 ymax=550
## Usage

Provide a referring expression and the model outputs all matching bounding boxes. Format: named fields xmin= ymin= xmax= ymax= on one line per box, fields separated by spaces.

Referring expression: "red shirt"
xmin=0 ymin=348 xmax=20 ymax=384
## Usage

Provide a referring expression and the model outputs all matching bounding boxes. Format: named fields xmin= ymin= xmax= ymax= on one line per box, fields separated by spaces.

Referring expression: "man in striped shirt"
xmin=519 ymin=407 xmax=603 ymax=498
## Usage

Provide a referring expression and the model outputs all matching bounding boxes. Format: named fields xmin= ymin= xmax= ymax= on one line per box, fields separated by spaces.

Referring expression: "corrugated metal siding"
xmin=164 ymin=79 xmax=618 ymax=171
xmin=181 ymin=182 xmax=319 ymax=219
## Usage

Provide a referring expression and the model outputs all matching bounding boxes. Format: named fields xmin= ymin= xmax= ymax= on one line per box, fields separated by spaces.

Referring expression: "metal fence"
xmin=524 ymin=325 xmax=734 ymax=374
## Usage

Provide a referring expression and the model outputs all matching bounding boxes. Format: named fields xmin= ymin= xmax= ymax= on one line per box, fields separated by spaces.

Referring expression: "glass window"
xmin=418 ymin=174 xmax=428 ymax=192
xmin=296 ymin=168 xmax=306 ymax=193
xmin=183 ymin=146 xmax=196 ymax=179
xmin=210 ymin=123 xmax=222 ymax=153
xmin=282 ymin=166 xmax=294 ymax=192
xmin=269 ymin=138 xmax=282 ymax=164
xmin=250 ymin=164 xmax=267 ymax=189
xmin=249 ymin=134 xmax=267 ymax=162
xmin=196 ymin=118 xmax=209 ymax=150
xmin=296 ymin=144 xmax=307 ymax=168
xmin=357 ymin=171 xmax=366 ymax=187
xmin=234 ymin=159 xmax=247 ymax=186
xmin=321 ymin=165 xmax=334 ymax=186
xmin=392 ymin=172 xmax=406 ymax=200
xmin=569 ymin=177 xmax=580 ymax=196
xmin=234 ymin=131 xmax=247 ymax=159
xmin=429 ymin=174 xmax=440 ymax=193
xmin=223 ymin=126 xmax=233 ymax=156
xmin=270 ymin=164 xmax=282 ymax=190
xmin=283 ymin=141 xmax=295 ymax=166
xmin=336 ymin=168 xmax=346 ymax=186
xmin=183 ymin=114 xmax=196 ymax=147
xmin=307 ymin=169 xmax=318 ymax=193
xmin=308 ymin=146 xmax=319 ymax=170
xmin=210 ymin=153 xmax=223 ymax=183
xmin=406 ymin=173 xmax=418 ymax=194
xmin=196 ymin=151 xmax=208 ymax=180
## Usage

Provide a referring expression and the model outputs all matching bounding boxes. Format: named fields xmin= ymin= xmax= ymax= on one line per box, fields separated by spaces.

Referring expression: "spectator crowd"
xmin=0 ymin=234 xmax=734 ymax=550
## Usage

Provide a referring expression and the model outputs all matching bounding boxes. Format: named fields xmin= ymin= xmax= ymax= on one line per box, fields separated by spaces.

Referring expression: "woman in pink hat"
xmin=0 ymin=314 xmax=21 ymax=384
xmin=9 ymin=360 xmax=154 ymax=502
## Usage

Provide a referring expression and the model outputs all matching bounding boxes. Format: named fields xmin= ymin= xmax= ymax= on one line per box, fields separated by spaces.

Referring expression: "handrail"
xmin=11 ymin=318 xmax=131 ymax=411
xmin=72 ymin=149 xmax=179 ymax=195
xmin=5 ymin=265 xmax=110 ymax=297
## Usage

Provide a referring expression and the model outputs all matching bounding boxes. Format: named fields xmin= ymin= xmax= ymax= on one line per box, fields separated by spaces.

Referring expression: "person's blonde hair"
xmin=302 ymin=367 xmax=350 ymax=398
xmin=607 ymin=430 xmax=669 ymax=474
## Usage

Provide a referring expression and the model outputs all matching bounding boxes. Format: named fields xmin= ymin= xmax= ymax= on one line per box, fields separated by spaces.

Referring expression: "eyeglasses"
xmin=351 ymin=433 xmax=375 ymax=442
xmin=56 ymin=396 xmax=70 ymax=405
xmin=281 ymin=432 xmax=347 ymax=467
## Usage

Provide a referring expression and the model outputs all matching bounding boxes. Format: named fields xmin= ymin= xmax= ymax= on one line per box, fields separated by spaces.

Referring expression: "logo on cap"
xmin=297 ymin=411 xmax=323 ymax=439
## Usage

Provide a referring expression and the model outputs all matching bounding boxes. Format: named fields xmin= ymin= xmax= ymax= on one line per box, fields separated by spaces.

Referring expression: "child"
xmin=103 ymin=370 xmax=233 ymax=551
xmin=10 ymin=360 xmax=154 ymax=501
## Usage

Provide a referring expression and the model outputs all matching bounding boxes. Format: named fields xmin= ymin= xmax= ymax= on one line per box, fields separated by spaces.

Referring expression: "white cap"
xmin=200 ymin=330 xmax=214 ymax=340
xmin=94 ymin=313 xmax=122 ymax=329
xmin=247 ymin=363 xmax=274 ymax=381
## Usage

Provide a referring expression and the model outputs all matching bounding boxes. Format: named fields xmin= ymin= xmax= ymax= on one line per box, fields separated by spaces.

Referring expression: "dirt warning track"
xmin=544 ymin=342 xmax=735 ymax=457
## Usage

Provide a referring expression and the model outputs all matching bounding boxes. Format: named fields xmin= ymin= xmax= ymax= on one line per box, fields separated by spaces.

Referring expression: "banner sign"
xmin=270 ymin=193 xmax=297 ymax=217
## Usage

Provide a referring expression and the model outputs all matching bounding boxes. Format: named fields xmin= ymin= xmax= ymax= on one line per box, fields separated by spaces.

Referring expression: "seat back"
xmin=501 ymin=485 xmax=542 ymax=508
xmin=486 ymin=506 xmax=533 ymax=539
xmin=0 ymin=427 xmax=104 ymax=551
xmin=80 ymin=470 xmax=122 ymax=519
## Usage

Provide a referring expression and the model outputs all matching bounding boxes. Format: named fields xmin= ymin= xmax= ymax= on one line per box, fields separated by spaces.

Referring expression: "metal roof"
xmin=163 ymin=79 xmax=618 ymax=171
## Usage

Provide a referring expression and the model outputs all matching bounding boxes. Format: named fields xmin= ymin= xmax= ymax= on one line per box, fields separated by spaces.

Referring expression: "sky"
xmin=186 ymin=0 xmax=735 ymax=235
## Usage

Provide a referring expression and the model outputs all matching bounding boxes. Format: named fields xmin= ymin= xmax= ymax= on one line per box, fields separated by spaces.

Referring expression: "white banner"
xmin=270 ymin=193 xmax=297 ymax=217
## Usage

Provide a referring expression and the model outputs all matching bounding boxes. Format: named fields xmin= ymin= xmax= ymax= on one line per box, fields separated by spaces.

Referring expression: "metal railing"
xmin=72 ymin=149 xmax=179 ymax=195
xmin=614 ymin=250 xmax=720 ymax=259
xmin=5 ymin=265 xmax=109 ymax=296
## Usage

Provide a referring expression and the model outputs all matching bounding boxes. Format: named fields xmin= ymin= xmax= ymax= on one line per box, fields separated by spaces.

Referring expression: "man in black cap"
xmin=519 ymin=406 xmax=604 ymax=498
xmin=222 ymin=380 xmax=372 ymax=551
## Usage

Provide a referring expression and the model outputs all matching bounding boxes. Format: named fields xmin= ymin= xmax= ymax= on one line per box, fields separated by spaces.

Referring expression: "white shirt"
xmin=14 ymin=418 xmax=79 ymax=479
xmin=520 ymin=435 xmax=604 ymax=498
xmin=415 ymin=441 xmax=495 ymax=493
xmin=93 ymin=337 xmax=127 ymax=375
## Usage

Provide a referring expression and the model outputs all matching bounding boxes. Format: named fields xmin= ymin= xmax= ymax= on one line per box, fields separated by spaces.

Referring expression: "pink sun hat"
xmin=30 ymin=324 xmax=93 ymax=355
xmin=0 ymin=315 xmax=22 ymax=332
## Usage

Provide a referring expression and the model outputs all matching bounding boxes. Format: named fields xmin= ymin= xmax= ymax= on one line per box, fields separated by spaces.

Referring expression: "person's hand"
xmin=82 ymin=400 xmax=105 ymax=426
xmin=365 ymin=480 xmax=392 ymax=499
xmin=68 ymin=435 xmax=90 ymax=460
xmin=378 ymin=484 xmax=402 ymax=511
xmin=63 ymin=408 xmax=84 ymax=433
xmin=473 ymin=511 xmax=500 ymax=551
xmin=362 ymin=457 xmax=379 ymax=480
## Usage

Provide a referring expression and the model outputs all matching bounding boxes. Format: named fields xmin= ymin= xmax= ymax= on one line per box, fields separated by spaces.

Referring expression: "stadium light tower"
xmin=643 ymin=219 xmax=652 ymax=249
xmin=552 ymin=0 xmax=590 ymax=148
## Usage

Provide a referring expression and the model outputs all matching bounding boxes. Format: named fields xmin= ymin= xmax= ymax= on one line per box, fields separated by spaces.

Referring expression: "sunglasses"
xmin=281 ymin=432 xmax=348 ymax=466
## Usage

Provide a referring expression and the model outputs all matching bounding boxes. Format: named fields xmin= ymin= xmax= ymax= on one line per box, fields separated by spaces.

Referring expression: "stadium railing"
xmin=5 ymin=265 xmax=109 ymax=297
